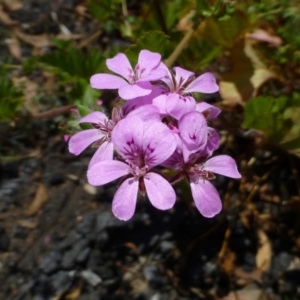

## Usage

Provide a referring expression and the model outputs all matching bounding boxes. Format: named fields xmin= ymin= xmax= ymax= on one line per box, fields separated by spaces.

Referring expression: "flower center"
xmin=127 ymin=162 xmax=149 ymax=179
xmin=186 ymin=164 xmax=216 ymax=182
xmin=127 ymin=64 xmax=146 ymax=84
xmin=92 ymin=119 xmax=115 ymax=148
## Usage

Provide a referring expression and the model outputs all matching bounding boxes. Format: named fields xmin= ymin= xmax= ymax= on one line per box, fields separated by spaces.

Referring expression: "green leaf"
xmin=195 ymin=0 xmax=211 ymax=16
xmin=0 ymin=67 xmax=23 ymax=121
xmin=198 ymin=10 xmax=249 ymax=48
xmin=125 ymin=31 xmax=170 ymax=65
xmin=39 ymin=47 xmax=106 ymax=80
xmin=243 ymin=96 xmax=288 ymax=142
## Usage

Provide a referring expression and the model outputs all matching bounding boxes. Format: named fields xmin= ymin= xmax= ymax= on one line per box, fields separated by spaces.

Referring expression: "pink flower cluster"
xmin=68 ymin=50 xmax=241 ymax=221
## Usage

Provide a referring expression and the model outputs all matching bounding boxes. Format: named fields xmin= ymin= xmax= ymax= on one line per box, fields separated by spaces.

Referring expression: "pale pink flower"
xmin=152 ymin=65 xmax=219 ymax=119
xmin=90 ymin=50 xmax=166 ymax=100
xmin=163 ymin=149 xmax=241 ymax=218
xmin=68 ymin=111 xmax=115 ymax=166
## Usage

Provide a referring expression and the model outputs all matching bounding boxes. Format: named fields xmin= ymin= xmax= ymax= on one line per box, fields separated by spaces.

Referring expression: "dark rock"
xmin=39 ymin=251 xmax=62 ymax=274
xmin=19 ymin=158 xmax=40 ymax=177
xmin=273 ymin=252 xmax=293 ymax=272
xmin=0 ymin=178 xmax=23 ymax=206
xmin=159 ymin=241 xmax=174 ymax=253
xmin=50 ymin=270 xmax=71 ymax=292
xmin=56 ymin=234 xmax=82 ymax=250
xmin=42 ymin=171 xmax=65 ymax=185
xmin=0 ymin=232 xmax=10 ymax=252
xmin=76 ymin=212 xmax=97 ymax=235
xmin=13 ymin=225 xmax=29 ymax=239
xmin=94 ymin=231 xmax=108 ymax=248
xmin=143 ymin=265 xmax=163 ymax=288
xmin=76 ymin=247 xmax=91 ymax=264
xmin=77 ymin=291 xmax=102 ymax=300
xmin=62 ymin=239 xmax=89 ymax=269
xmin=95 ymin=211 xmax=121 ymax=232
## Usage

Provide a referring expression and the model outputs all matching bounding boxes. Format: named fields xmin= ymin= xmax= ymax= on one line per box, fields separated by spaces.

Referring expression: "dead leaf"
xmin=25 ymin=183 xmax=49 ymax=216
xmin=0 ymin=4 xmax=18 ymax=25
xmin=1 ymin=0 xmax=23 ymax=11
xmin=23 ymin=78 xmax=39 ymax=114
xmin=234 ymin=267 xmax=262 ymax=284
xmin=124 ymin=242 xmax=139 ymax=255
xmin=5 ymin=36 xmax=22 ymax=60
xmin=13 ymin=28 xmax=51 ymax=48
xmin=219 ymin=284 xmax=278 ymax=300
xmin=18 ymin=219 xmax=38 ymax=229
xmin=219 ymin=81 xmax=243 ymax=105
xmin=75 ymin=5 xmax=89 ymax=17
xmin=65 ymin=286 xmax=81 ymax=300
xmin=220 ymin=250 xmax=236 ymax=274
xmin=220 ymin=39 xmax=276 ymax=105
xmin=55 ymin=32 xmax=83 ymax=41
xmin=248 ymin=29 xmax=282 ymax=47
xmin=256 ymin=230 xmax=272 ymax=272
xmin=176 ymin=10 xmax=195 ymax=32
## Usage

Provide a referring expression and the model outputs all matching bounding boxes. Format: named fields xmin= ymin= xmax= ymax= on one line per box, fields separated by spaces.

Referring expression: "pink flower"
xmin=187 ymin=155 xmax=241 ymax=217
xmin=87 ymin=117 xmax=177 ymax=221
xmin=68 ymin=111 xmax=115 ymax=166
xmin=90 ymin=50 xmax=166 ymax=100
xmin=164 ymin=150 xmax=241 ymax=218
xmin=153 ymin=65 xmax=219 ymax=119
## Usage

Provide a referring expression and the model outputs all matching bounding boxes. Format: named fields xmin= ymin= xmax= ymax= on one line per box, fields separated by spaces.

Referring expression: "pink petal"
xmin=118 ymin=82 xmax=152 ymax=100
xmin=87 ymin=160 xmax=129 ymax=186
xmin=137 ymin=69 xmax=166 ymax=82
xmin=196 ymin=102 xmax=221 ymax=119
xmin=90 ymin=74 xmax=127 ymax=89
xmin=111 ymin=116 xmax=144 ymax=160
xmin=137 ymin=50 xmax=161 ymax=75
xmin=112 ymin=177 xmax=139 ymax=221
xmin=68 ymin=129 xmax=102 ymax=155
xmin=89 ymin=141 xmax=114 ymax=167
xmin=190 ymin=180 xmax=222 ymax=218
xmin=79 ymin=111 xmax=108 ymax=124
xmin=127 ymin=104 xmax=161 ymax=122
xmin=152 ymin=94 xmax=168 ymax=115
xmin=179 ymin=111 xmax=207 ymax=150
xmin=185 ymin=72 xmax=219 ymax=94
xmin=106 ymin=53 xmax=133 ymax=80
xmin=144 ymin=172 xmax=176 ymax=210
xmin=204 ymin=155 xmax=241 ymax=178
xmin=166 ymin=94 xmax=196 ymax=120
xmin=173 ymin=66 xmax=194 ymax=86
xmin=161 ymin=148 xmax=184 ymax=170
xmin=205 ymin=128 xmax=220 ymax=156
xmin=143 ymin=122 xmax=177 ymax=168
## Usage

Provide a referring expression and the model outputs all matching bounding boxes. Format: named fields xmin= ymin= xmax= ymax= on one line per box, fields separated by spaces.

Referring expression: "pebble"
xmin=81 ymin=270 xmax=102 ymax=286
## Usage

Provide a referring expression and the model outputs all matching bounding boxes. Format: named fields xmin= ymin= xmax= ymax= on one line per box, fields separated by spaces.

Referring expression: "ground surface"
xmin=1 ymin=1 xmax=300 ymax=300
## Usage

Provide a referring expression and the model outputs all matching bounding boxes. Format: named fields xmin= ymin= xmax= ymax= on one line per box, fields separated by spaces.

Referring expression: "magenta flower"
xmin=153 ymin=65 xmax=219 ymax=119
xmin=87 ymin=117 xmax=177 ymax=221
xmin=68 ymin=111 xmax=115 ymax=166
xmin=90 ymin=50 xmax=166 ymax=100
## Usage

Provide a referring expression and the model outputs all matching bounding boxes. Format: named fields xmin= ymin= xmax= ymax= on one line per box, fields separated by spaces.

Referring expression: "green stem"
xmin=165 ymin=17 xmax=202 ymax=68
